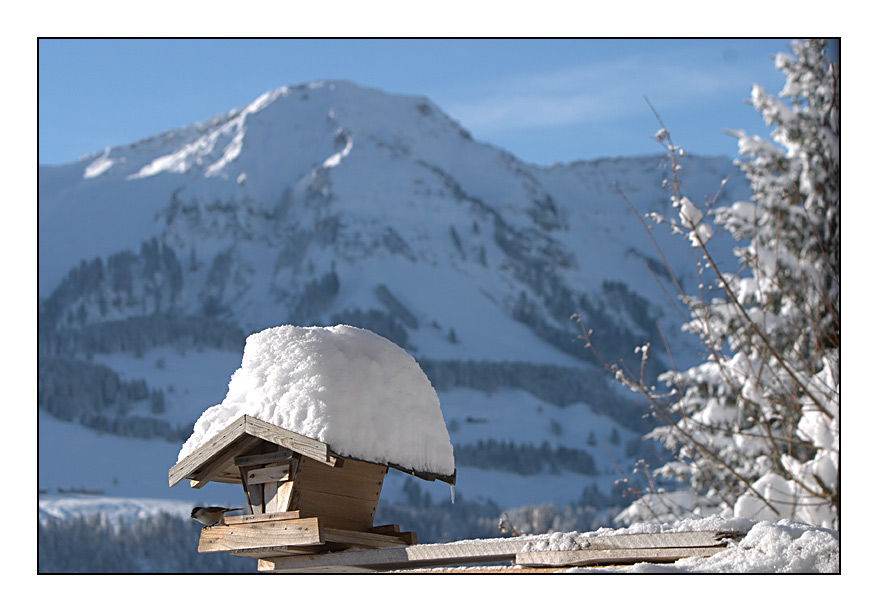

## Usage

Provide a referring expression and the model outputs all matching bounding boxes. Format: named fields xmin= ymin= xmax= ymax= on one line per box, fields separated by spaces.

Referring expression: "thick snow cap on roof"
xmin=178 ymin=324 xmax=455 ymax=478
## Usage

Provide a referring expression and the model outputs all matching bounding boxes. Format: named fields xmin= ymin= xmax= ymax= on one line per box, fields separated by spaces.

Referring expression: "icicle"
xmin=450 ymin=484 xmax=455 ymax=504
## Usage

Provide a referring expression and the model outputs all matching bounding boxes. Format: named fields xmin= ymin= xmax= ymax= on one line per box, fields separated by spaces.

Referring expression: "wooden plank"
xmin=239 ymin=466 xmax=264 ymax=513
xmin=224 ymin=511 xmax=301 ymax=525
xmin=216 ymin=469 xmax=246 ymax=481
xmin=516 ymin=546 xmax=726 ymax=568
xmin=170 ymin=415 xmax=337 ymax=488
xmin=257 ymin=531 xmax=743 ymax=573
xmin=276 ymin=456 xmax=301 ymax=513
xmin=570 ymin=530 xmax=742 ymax=550
xmin=233 ymin=545 xmax=325 ymax=559
xmin=260 ymin=538 xmax=527 ymax=572
xmin=258 ymin=559 xmax=374 ymax=572
xmin=294 ymin=475 xmax=383 ymax=502
xmin=197 ymin=516 xmax=323 ymax=553
xmin=296 ymin=512 xmax=374 ymax=533
xmin=325 ymin=457 xmax=389 ymax=478
xmin=370 ymin=524 xmax=401 ymax=534
xmin=295 ymin=473 xmax=385 ymax=497
xmin=322 ymin=527 xmax=414 ymax=549
xmin=361 ymin=525 xmax=418 ymax=545
xmin=264 ymin=481 xmax=279 ymax=513
xmin=400 ymin=566 xmax=562 ymax=574
xmin=295 ymin=489 xmax=380 ymax=517
xmin=234 ymin=449 xmax=295 ymax=467
xmin=275 ymin=480 xmax=296 ymax=513
xmin=293 ymin=457 xmax=385 ymax=504
xmin=244 ymin=464 xmax=293 ymax=485
xmin=296 ymin=454 xmax=386 ymax=477
xmin=242 ymin=416 xmax=336 ymax=466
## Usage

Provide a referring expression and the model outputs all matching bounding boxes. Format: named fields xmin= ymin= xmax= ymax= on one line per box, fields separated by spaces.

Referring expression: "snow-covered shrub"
xmin=579 ymin=40 xmax=839 ymax=529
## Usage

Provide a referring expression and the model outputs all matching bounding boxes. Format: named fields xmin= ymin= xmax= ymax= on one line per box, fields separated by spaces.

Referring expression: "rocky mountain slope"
xmin=38 ymin=80 xmax=752 ymax=516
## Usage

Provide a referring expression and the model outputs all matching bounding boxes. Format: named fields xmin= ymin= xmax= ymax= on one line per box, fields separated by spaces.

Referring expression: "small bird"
xmin=190 ymin=506 xmax=242 ymax=527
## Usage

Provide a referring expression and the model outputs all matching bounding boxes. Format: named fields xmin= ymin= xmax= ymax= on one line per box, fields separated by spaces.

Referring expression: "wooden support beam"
xmin=239 ymin=465 xmax=264 ymax=514
xmin=244 ymin=464 xmax=293 ymax=485
xmin=322 ymin=527 xmax=416 ymax=549
xmin=235 ymin=449 xmax=295 ymax=467
xmin=274 ymin=481 xmax=296 ymax=514
xmin=263 ymin=481 xmax=280 ymax=513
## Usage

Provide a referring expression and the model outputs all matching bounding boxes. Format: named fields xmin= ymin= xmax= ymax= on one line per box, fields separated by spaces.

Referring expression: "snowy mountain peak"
xmin=41 ymin=80 xmax=753 ymax=357
xmin=39 ymin=80 xmax=754 ymax=516
xmin=79 ymin=81 xmax=466 ymax=186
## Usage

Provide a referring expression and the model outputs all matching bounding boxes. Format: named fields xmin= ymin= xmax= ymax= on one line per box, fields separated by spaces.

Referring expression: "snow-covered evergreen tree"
xmin=598 ymin=39 xmax=839 ymax=528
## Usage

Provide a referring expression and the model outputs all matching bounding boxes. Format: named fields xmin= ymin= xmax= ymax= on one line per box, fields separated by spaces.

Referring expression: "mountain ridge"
xmin=38 ymin=79 xmax=752 ymax=511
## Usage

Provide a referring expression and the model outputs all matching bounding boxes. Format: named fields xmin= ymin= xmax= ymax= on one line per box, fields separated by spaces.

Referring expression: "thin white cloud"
xmin=445 ymin=49 xmax=760 ymax=133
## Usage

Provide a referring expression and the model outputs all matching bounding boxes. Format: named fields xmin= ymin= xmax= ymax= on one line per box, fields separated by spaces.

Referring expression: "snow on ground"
xmin=386 ymin=515 xmax=837 ymax=573
xmin=559 ymin=516 xmax=839 ymax=573
xmin=39 ymin=494 xmax=194 ymax=525
xmin=178 ymin=324 xmax=455 ymax=478
xmin=89 ymin=346 xmax=243 ymax=429
xmin=37 ymin=365 xmax=632 ymax=511
xmin=37 ymin=490 xmax=837 ymax=574
xmin=38 ymin=414 xmax=244 ymax=506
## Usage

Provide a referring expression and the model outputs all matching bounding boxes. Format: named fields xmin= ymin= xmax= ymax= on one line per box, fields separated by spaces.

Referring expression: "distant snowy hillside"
xmin=38 ymin=80 xmax=752 ymax=523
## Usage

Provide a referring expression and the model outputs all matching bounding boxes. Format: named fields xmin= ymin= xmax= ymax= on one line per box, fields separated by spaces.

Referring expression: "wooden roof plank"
xmin=189 ymin=435 xmax=264 ymax=489
xmin=169 ymin=415 xmax=336 ymax=488
xmin=169 ymin=414 xmax=456 ymax=487
xmin=169 ymin=416 xmax=249 ymax=487
xmin=242 ymin=416 xmax=336 ymax=467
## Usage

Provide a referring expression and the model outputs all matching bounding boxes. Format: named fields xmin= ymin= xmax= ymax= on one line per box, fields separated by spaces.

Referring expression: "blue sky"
xmin=38 ymin=38 xmax=805 ymax=167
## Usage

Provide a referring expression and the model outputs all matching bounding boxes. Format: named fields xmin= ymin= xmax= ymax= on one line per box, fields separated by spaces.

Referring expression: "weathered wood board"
xmin=168 ymin=415 xmax=335 ymax=488
xmin=257 ymin=530 xmax=744 ymax=573
xmin=198 ymin=516 xmax=323 ymax=554
xmin=196 ymin=515 xmax=414 ymax=557
xmin=290 ymin=456 xmax=386 ymax=531
xmin=260 ymin=538 xmax=529 ymax=572
xmin=516 ymin=546 xmax=727 ymax=567
xmin=169 ymin=415 xmax=454 ymax=490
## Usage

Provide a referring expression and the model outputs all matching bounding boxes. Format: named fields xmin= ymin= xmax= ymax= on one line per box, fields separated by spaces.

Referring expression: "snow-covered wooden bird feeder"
xmin=168 ymin=325 xmax=456 ymax=559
